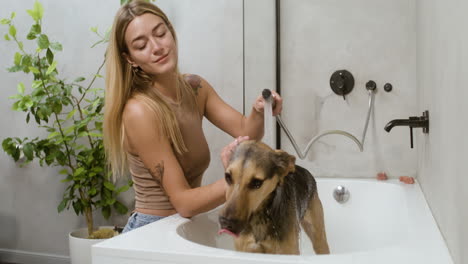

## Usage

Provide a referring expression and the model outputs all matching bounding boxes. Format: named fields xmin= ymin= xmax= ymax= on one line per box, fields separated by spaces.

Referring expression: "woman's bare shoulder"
xmin=122 ymin=97 xmax=155 ymax=123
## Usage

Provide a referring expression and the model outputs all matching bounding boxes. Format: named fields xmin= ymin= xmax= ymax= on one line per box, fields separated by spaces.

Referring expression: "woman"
xmin=104 ymin=0 xmax=282 ymax=233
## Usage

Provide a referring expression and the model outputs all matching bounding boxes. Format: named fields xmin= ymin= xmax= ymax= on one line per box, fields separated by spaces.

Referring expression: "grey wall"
xmin=0 ymin=0 xmax=120 ymax=260
xmin=416 ymin=0 xmax=468 ymax=263
xmin=0 ymin=0 xmax=244 ymax=261
xmin=279 ymin=0 xmax=418 ymax=178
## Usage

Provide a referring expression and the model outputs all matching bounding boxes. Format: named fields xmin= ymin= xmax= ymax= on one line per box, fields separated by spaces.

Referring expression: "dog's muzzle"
xmin=218 ymin=216 xmax=243 ymax=237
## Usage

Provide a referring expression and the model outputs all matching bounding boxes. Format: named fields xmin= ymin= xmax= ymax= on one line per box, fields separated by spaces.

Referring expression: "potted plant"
xmin=1 ymin=1 xmax=132 ymax=262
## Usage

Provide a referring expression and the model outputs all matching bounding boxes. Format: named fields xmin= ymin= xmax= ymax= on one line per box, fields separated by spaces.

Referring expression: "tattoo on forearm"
xmin=150 ymin=161 xmax=166 ymax=194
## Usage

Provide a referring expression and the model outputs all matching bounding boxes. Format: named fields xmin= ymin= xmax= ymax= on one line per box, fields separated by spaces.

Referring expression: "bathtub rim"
xmin=92 ymin=178 xmax=454 ymax=264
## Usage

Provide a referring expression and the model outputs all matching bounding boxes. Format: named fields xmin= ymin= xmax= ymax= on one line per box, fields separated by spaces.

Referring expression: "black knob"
xmin=365 ymin=80 xmax=376 ymax=91
xmin=384 ymin=83 xmax=393 ymax=92
xmin=330 ymin=70 xmax=354 ymax=99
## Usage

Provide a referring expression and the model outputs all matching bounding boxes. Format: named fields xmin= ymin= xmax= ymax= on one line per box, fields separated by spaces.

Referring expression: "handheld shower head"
xmin=262 ymin=89 xmax=272 ymax=101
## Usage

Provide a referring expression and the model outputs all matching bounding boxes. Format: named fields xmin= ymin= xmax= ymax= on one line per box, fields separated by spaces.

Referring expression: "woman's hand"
xmin=221 ymin=136 xmax=249 ymax=169
xmin=253 ymin=90 xmax=283 ymax=116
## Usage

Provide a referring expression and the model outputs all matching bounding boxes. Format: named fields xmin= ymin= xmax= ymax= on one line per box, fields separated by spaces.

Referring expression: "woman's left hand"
xmin=221 ymin=136 xmax=249 ymax=169
xmin=253 ymin=90 xmax=283 ymax=116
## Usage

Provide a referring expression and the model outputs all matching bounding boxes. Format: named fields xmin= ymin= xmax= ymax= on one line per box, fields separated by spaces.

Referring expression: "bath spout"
xmin=384 ymin=111 xmax=429 ymax=133
xmin=384 ymin=119 xmax=413 ymax=132
xmin=384 ymin=111 xmax=429 ymax=148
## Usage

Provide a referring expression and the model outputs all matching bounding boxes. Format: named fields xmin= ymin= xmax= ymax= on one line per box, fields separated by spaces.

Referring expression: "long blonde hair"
xmin=104 ymin=0 xmax=196 ymax=180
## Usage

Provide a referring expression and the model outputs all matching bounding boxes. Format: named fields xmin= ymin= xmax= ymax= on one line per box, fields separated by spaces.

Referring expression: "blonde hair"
xmin=104 ymin=0 xmax=196 ymax=180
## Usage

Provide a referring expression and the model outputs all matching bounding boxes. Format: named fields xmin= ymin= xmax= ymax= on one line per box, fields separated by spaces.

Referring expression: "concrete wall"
xmin=279 ymin=0 xmax=418 ymax=178
xmin=416 ymin=0 xmax=468 ymax=263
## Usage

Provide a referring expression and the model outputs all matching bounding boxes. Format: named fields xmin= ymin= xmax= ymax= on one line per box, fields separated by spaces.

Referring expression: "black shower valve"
xmin=330 ymin=70 xmax=354 ymax=100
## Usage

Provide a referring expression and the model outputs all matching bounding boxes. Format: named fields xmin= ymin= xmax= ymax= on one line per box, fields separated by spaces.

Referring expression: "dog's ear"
xmin=273 ymin=150 xmax=296 ymax=176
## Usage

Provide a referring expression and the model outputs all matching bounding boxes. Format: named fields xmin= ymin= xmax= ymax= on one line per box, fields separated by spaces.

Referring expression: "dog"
xmin=218 ymin=140 xmax=330 ymax=255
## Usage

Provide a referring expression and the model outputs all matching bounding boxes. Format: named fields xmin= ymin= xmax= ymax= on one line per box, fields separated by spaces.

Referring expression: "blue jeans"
xmin=122 ymin=212 xmax=165 ymax=233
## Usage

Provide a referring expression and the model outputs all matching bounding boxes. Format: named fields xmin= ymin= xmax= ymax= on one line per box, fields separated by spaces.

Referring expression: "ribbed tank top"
xmin=127 ymin=84 xmax=210 ymax=211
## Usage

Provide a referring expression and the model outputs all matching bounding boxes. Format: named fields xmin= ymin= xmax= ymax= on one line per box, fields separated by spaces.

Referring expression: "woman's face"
xmin=124 ymin=13 xmax=177 ymax=76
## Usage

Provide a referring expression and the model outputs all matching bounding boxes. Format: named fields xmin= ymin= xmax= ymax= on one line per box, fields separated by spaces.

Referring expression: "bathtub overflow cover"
xmin=333 ymin=185 xmax=350 ymax=204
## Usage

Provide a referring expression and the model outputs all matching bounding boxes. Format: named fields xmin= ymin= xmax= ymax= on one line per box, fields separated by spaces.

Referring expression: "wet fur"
xmin=219 ymin=140 xmax=330 ymax=255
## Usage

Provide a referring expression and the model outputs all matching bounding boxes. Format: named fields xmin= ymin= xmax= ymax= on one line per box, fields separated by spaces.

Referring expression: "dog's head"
xmin=218 ymin=140 xmax=296 ymax=237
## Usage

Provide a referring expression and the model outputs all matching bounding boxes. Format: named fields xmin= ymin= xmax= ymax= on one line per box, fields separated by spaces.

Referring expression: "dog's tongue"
xmin=218 ymin=228 xmax=239 ymax=238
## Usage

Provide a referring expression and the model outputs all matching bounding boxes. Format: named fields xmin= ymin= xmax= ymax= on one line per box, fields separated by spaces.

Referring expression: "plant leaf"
xmin=102 ymin=206 xmax=111 ymax=219
xmin=9 ymin=25 xmax=16 ymax=38
xmin=23 ymin=143 xmax=34 ymax=160
xmin=50 ymin=42 xmax=62 ymax=51
xmin=77 ymin=131 xmax=88 ymax=138
xmin=104 ymin=181 xmax=115 ymax=191
xmin=27 ymin=1 xmax=44 ymax=22
xmin=72 ymin=201 xmax=82 ymax=215
xmin=34 ymin=1 xmax=44 ymax=20
xmin=47 ymin=131 xmax=60 ymax=139
xmin=57 ymin=199 xmax=67 ymax=213
xmin=117 ymin=185 xmax=130 ymax=194
xmin=14 ymin=52 xmax=22 ymax=66
xmin=29 ymin=66 xmax=40 ymax=74
xmin=46 ymin=48 xmax=53 ymax=64
xmin=73 ymin=167 xmax=85 ymax=177
xmin=37 ymin=34 xmax=49 ymax=49
xmin=17 ymin=82 xmax=25 ymax=94
xmin=88 ymin=187 xmax=97 ymax=196
xmin=66 ymin=109 xmax=76 ymax=120
xmin=46 ymin=60 xmax=57 ymax=75
xmin=114 ymin=201 xmax=128 ymax=214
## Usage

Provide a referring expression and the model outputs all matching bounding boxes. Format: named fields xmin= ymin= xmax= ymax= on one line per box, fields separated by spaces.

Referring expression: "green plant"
xmin=1 ymin=1 xmax=131 ymax=237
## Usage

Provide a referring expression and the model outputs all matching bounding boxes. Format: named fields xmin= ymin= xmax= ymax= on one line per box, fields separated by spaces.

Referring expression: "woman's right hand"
xmin=221 ymin=136 xmax=249 ymax=169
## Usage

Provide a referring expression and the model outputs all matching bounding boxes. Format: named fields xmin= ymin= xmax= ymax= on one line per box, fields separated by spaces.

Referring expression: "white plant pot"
xmin=69 ymin=226 xmax=115 ymax=264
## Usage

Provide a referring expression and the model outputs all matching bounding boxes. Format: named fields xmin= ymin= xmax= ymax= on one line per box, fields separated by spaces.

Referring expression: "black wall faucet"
xmin=384 ymin=110 xmax=429 ymax=148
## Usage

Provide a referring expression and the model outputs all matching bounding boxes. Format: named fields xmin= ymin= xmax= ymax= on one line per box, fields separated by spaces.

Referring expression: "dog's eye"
xmin=249 ymin=179 xmax=263 ymax=189
xmin=225 ymin=172 xmax=233 ymax=185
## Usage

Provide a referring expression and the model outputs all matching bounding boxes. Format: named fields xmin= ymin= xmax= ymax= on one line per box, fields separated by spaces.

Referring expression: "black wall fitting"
xmin=366 ymin=80 xmax=377 ymax=91
xmin=384 ymin=110 xmax=429 ymax=149
xmin=384 ymin=83 xmax=393 ymax=92
xmin=330 ymin=70 xmax=355 ymax=100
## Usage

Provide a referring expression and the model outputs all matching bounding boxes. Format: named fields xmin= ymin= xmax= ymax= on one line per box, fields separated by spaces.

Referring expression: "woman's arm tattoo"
xmin=185 ymin=74 xmax=202 ymax=96
xmin=150 ymin=161 xmax=166 ymax=194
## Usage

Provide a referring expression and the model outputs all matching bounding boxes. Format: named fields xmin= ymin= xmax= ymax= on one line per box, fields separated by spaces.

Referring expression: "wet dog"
xmin=218 ymin=140 xmax=330 ymax=255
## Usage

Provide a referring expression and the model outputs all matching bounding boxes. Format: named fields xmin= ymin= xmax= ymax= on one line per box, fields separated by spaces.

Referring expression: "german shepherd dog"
xmin=218 ymin=140 xmax=330 ymax=255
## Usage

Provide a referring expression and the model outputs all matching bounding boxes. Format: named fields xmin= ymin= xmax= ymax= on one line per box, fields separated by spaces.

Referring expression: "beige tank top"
xmin=127 ymin=86 xmax=210 ymax=210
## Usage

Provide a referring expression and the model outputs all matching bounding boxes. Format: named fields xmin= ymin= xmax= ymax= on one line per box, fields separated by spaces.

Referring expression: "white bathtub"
xmin=92 ymin=178 xmax=453 ymax=264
